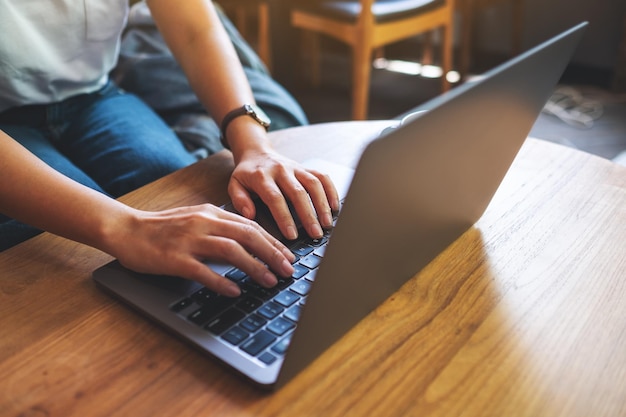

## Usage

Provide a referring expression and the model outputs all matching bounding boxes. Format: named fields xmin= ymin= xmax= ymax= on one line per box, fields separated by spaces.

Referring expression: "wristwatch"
xmin=220 ymin=104 xmax=271 ymax=149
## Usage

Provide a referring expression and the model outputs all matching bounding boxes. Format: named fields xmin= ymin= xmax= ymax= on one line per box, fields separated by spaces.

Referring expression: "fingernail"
xmin=283 ymin=248 xmax=296 ymax=262
xmin=282 ymin=259 xmax=294 ymax=276
xmin=311 ymin=223 xmax=323 ymax=238
xmin=263 ymin=271 xmax=278 ymax=287
xmin=286 ymin=225 xmax=298 ymax=240
xmin=322 ymin=212 xmax=333 ymax=228
xmin=224 ymin=282 xmax=241 ymax=297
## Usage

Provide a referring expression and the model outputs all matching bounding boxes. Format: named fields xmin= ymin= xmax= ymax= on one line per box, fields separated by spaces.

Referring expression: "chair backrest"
xmin=291 ymin=0 xmax=456 ymax=119
xmin=364 ymin=0 xmax=455 ymax=48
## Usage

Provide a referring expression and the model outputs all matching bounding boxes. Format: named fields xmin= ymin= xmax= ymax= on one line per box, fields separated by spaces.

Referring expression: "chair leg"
xmin=257 ymin=2 xmax=272 ymax=72
xmin=422 ymin=32 xmax=433 ymax=66
xmin=459 ymin=0 xmax=475 ymax=80
xmin=441 ymin=24 xmax=452 ymax=92
xmin=352 ymin=45 xmax=372 ymax=120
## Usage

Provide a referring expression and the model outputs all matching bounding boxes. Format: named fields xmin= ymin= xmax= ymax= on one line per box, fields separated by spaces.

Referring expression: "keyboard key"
xmin=222 ymin=327 xmax=249 ymax=345
xmin=205 ymin=308 xmax=245 ymax=335
xmin=313 ymin=245 xmax=326 ymax=257
xmin=274 ymin=291 xmax=300 ymax=307
xmin=291 ymin=264 xmax=309 ymax=279
xmin=189 ymin=295 xmax=238 ymax=322
xmin=305 ymin=235 xmax=328 ymax=247
xmin=188 ymin=307 xmax=219 ymax=326
xmin=271 ymin=334 xmax=292 ymax=355
xmin=257 ymin=302 xmax=284 ymax=320
xmin=305 ymin=269 xmax=318 ymax=282
xmin=240 ymin=314 xmax=267 ymax=332
xmin=170 ymin=297 xmax=193 ymax=313
xmin=225 ymin=268 xmax=247 ymax=282
xmin=292 ymin=245 xmax=314 ymax=257
xmin=267 ymin=317 xmax=296 ymax=336
xmin=284 ymin=304 xmax=302 ymax=322
xmin=191 ymin=287 xmax=217 ymax=305
xmin=236 ymin=296 xmax=263 ymax=313
xmin=258 ymin=352 xmax=277 ymax=365
xmin=249 ymin=286 xmax=279 ymax=300
xmin=290 ymin=280 xmax=312 ymax=296
xmin=240 ymin=330 xmax=276 ymax=356
xmin=276 ymin=277 xmax=294 ymax=290
xmin=299 ymin=254 xmax=322 ymax=269
xmin=239 ymin=280 xmax=259 ymax=295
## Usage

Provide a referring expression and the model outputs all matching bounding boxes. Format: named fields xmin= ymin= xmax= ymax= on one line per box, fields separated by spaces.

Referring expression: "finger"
xmin=121 ymin=250 xmax=244 ymax=298
xmin=255 ymin=181 xmax=299 ymax=241
xmin=309 ymin=168 xmax=341 ymax=213
xmin=286 ymin=184 xmax=323 ymax=238
xmin=207 ymin=238 xmax=293 ymax=288
xmin=217 ymin=208 xmax=296 ymax=263
xmin=180 ymin=257 xmax=243 ymax=297
xmin=228 ymin=177 xmax=256 ymax=220
xmin=294 ymin=169 xmax=335 ymax=229
xmin=206 ymin=215 xmax=295 ymax=277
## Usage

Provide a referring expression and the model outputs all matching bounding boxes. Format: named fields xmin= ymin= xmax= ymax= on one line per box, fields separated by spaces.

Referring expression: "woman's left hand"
xmin=227 ymin=148 xmax=340 ymax=241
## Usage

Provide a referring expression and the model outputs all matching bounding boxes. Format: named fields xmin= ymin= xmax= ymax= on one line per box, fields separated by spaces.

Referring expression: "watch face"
xmin=248 ymin=104 xmax=271 ymax=127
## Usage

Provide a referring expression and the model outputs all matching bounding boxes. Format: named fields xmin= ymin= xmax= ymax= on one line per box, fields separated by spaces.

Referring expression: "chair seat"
xmin=291 ymin=0 xmax=454 ymax=119
xmin=294 ymin=0 xmax=445 ymax=23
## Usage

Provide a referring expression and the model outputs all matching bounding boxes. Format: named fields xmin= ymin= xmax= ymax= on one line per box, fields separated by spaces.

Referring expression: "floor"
xmin=281 ymin=44 xmax=626 ymax=165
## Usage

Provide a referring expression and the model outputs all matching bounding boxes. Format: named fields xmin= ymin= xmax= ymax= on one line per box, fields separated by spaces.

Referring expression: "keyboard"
xmin=169 ymin=229 xmax=331 ymax=366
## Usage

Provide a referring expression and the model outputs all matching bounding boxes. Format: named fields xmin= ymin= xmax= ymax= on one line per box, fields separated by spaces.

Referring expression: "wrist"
xmin=93 ymin=202 xmax=142 ymax=258
xmin=225 ymin=118 xmax=274 ymax=162
xmin=220 ymin=104 xmax=271 ymax=151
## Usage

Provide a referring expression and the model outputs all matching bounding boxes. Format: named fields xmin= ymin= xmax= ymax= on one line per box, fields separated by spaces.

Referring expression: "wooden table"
xmin=1 ymin=121 xmax=625 ymax=417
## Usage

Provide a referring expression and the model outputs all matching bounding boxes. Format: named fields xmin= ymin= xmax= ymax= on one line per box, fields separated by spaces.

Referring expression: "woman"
xmin=0 ymin=0 xmax=339 ymax=297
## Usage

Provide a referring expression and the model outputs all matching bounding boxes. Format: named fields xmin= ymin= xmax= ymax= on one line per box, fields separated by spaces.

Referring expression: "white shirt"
xmin=0 ymin=0 xmax=129 ymax=112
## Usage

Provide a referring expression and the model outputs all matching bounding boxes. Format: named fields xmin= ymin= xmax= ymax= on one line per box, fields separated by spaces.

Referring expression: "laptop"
xmin=92 ymin=22 xmax=587 ymax=390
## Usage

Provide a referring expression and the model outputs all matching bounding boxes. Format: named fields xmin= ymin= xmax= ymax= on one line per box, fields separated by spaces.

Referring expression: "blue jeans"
xmin=0 ymin=81 xmax=197 ymax=250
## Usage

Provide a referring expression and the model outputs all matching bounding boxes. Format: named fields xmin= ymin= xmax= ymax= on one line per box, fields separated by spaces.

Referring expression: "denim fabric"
xmin=113 ymin=3 xmax=308 ymax=157
xmin=0 ymin=81 xmax=197 ymax=251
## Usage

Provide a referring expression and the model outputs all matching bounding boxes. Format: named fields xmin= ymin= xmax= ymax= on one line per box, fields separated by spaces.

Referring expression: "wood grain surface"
xmin=1 ymin=121 xmax=624 ymax=417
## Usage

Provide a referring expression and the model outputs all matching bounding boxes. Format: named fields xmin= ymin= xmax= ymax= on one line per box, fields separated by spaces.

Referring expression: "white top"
xmin=0 ymin=0 xmax=129 ymax=112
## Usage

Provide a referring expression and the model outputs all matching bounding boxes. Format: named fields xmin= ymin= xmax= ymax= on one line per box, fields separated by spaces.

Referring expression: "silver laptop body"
xmin=93 ymin=22 xmax=587 ymax=390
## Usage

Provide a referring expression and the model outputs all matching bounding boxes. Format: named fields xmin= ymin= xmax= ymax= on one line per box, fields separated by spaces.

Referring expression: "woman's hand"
xmin=107 ymin=204 xmax=295 ymax=297
xmin=227 ymin=148 xmax=340 ymax=241
xmin=2 ymin=130 xmax=293 ymax=297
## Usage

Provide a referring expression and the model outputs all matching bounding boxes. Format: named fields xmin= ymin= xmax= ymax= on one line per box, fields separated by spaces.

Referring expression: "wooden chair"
xmin=220 ymin=1 xmax=272 ymax=72
xmin=291 ymin=0 xmax=456 ymax=120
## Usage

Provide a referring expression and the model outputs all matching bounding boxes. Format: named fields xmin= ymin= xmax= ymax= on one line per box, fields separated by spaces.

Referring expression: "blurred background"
xmin=221 ymin=0 xmax=626 ymax=163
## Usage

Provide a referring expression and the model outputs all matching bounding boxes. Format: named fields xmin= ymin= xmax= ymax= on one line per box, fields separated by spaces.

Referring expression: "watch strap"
xmin=220 ymin=104 xmax=270 ymax=150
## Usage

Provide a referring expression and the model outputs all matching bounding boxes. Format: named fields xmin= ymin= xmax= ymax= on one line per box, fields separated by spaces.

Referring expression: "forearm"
xmin=0 ymin=131 xmax=294 ymax=295
xmin=0 ymin=130 xmax=134 ymax=254
xmin=146 ymin=0 xmax=271 ymax=157
xmin=144 ymin=0 xmax=338 ymax=239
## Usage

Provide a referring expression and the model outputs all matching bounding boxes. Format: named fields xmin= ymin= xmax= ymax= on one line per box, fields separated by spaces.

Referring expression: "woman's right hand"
xmin=106 ymin=204 xmax=295 ymax=297
xmin=2 ymin=131 xmax=293 ymax=297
